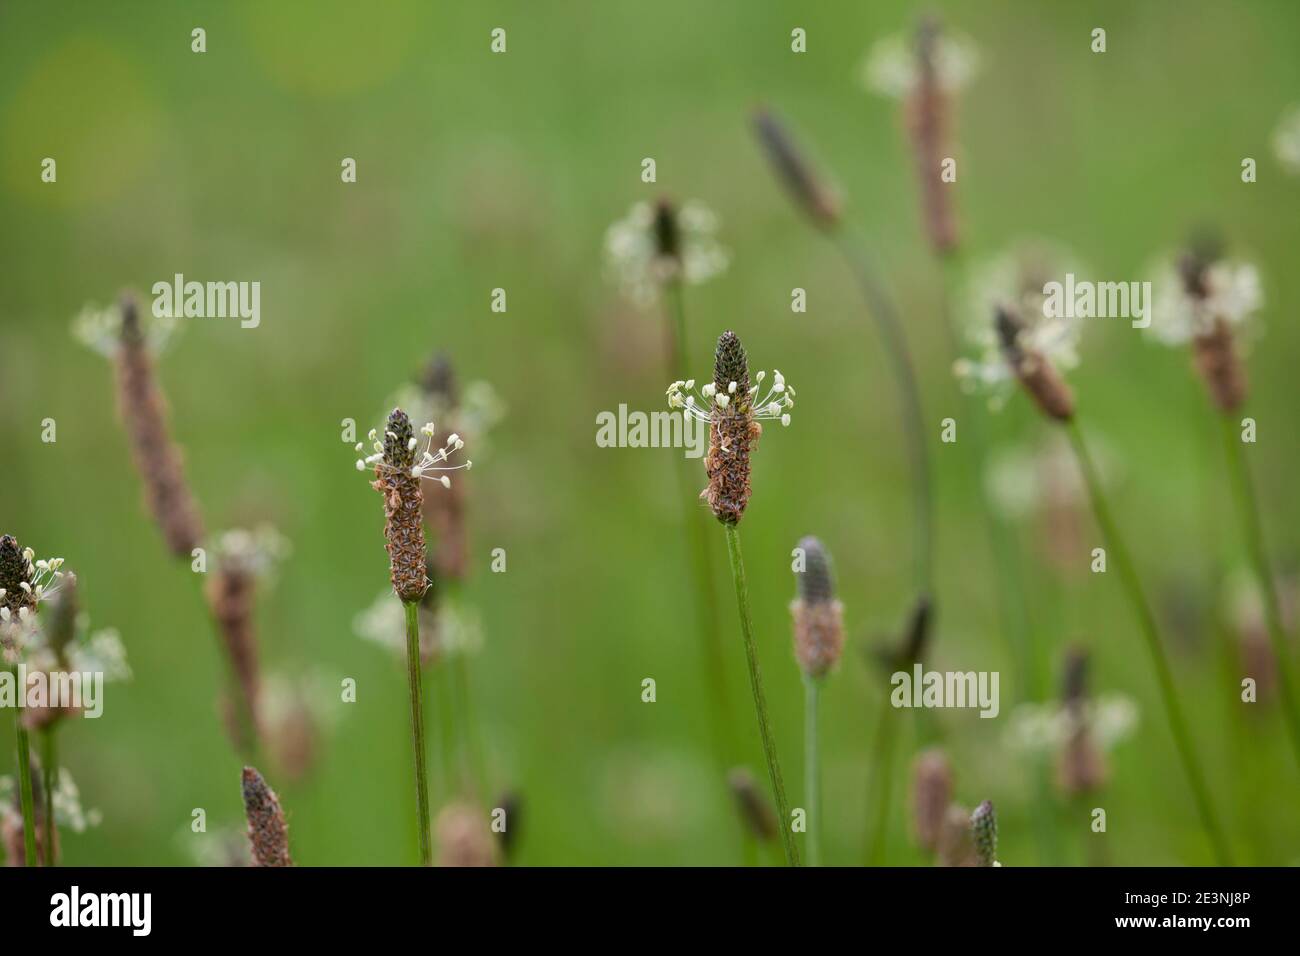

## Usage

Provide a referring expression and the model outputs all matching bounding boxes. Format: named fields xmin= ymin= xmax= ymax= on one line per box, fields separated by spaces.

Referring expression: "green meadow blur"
xmin=2 ymin=0 xmax=1298 ymax=865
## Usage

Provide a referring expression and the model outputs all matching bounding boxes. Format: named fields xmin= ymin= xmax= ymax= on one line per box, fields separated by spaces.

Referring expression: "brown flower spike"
xmin=789 ymin=536 xmax=845 ymax=678
xmin=996 ymin=305 xmax=1075 ymax=422
xmin=906 ymin=17 xmax=959 ymax=254
xmin=241 ymin=766 xmax=291 ymax=867
xmin=373 ymin=409 xmax=430 ymax=604
xmin=705 ymin=332 xmax=762 ymax=525
xmin=114 ymin=291 xmax=205 ymax=558
xmin=668 ymin=332 xmax=793 ymax=525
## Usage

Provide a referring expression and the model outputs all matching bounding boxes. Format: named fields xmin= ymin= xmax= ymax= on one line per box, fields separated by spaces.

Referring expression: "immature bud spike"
xmin=375 ymin=408 xmax=430 ymax=603
xmin=971 ymin=799 xmax=998 ymax=867
xmin=727 ymin=767 xmax=778 ymax=843
xmin=995 ymin=305 xmax=1075 ymax=422
xmin=751 ymin=109 xmax=842 ymax=229
xmin=907 ymin=16 xmax=959 ymax=253
xmin=790 ymin=535 xmax=845 ymax=678
xmin=114 ymin=290 xmax=205 ymax=557
xmin=241 ymin=766 xmax=292 ymax=867
xmin=795 ymin=536 xmax=834 ymax=604
xmin=653 ymin=197 xmax=681 ymax=262
xmin=0 ymin=534 xmax=34 ymax=617
xmin=705 ymin=332 xmax=759 ymax=525
xmin=911 ymin=748 xmax=952 ymax=853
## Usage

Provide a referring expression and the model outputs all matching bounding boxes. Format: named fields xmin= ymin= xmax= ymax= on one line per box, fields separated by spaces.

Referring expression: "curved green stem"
xmin=41 ymin=729 xmax=56 ymax=866
xmin=403 ymin=600 xmax=432 ymax=866
xmin=1066 ymin=419 xmax=1231 ymax=865
xmin=803 ymin=673 xmax=821 ymax=866
xmin=1220 ymin=412 xmax=1300 ymax=771
xmin=723 ymin=523 xmax=800 ymax=866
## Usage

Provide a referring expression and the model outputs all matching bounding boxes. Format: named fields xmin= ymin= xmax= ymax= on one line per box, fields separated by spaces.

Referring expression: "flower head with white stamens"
xmin=73 ymin=300 xmax=178 ymax=358
xmin=953 ymin=241 xmax=1084 ymax=411
xmin=0 ymin=535 xmax=66 ymax=649
xmin=861 ymin=27 xmax=978 ymax=100
xmin=1147 ymin=251 xmax=1263 ymax=348
xmin=666 ymin=366 xmax=795 ymax=429
xmin=353 ymin=417 xmax=472 ymax=486
xmin=605 ymin=199 xmax=730 ymax=306
xmin=670 ymin=332 xmax=795 ymax=525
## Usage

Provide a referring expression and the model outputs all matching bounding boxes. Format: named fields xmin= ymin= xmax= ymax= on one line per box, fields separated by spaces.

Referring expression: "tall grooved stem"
xmin=403 ymin=600 xmax=433 ymax=866
xmin=803 ymin=673 xmax=821 ymax=866
xmin=1067 ymin=419 xmax=1231 ymax=865
xmin=723 ymin=523 xmax=801 ymax=866
xmin=1220 ymin=412 xmax=1300 ymax=771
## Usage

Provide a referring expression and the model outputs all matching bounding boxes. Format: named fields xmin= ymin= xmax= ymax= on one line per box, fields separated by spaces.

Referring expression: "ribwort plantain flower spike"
xmin=667 ymin=331 xmax=794 ymax=526
xmin=1147 ymin=236 xmax=1260 ymax=413
xmin=109 ymin=292 xmax=205 ymax=558
xmin=358 ymin=408 xmax=471 ymax=603
xmin=240 ymin=766 xmax=291 ymax=867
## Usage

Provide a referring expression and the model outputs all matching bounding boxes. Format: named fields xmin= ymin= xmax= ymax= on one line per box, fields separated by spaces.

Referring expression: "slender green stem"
xmin=41 ymin=728 xmax=56 ymax=866
xmin=666 ymin=279 xmax=737 ymax=773
xmin=402 ymin=600 xmax=433 ymax=866
xmin=723 ymin=523 xmax=800 ymax=866
xmin=833 ymin=226 xmax=934 ymax=599
xmin=863 ymin=691 xmax=897 ymax=865
xmin=803 ymin=673 xmax=821 ymax=866
xmin=1066 ymin=419 xmax=1231 ymax=865
xmin=14 ymin=719 xmax=37 ymax=866
xmin=1220 ymin=413 xmax=1300 ymax=771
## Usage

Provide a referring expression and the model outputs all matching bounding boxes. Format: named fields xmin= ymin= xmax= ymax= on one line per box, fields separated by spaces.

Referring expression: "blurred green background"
xmin=2 ymin=0 xmax=1298 ymax=865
